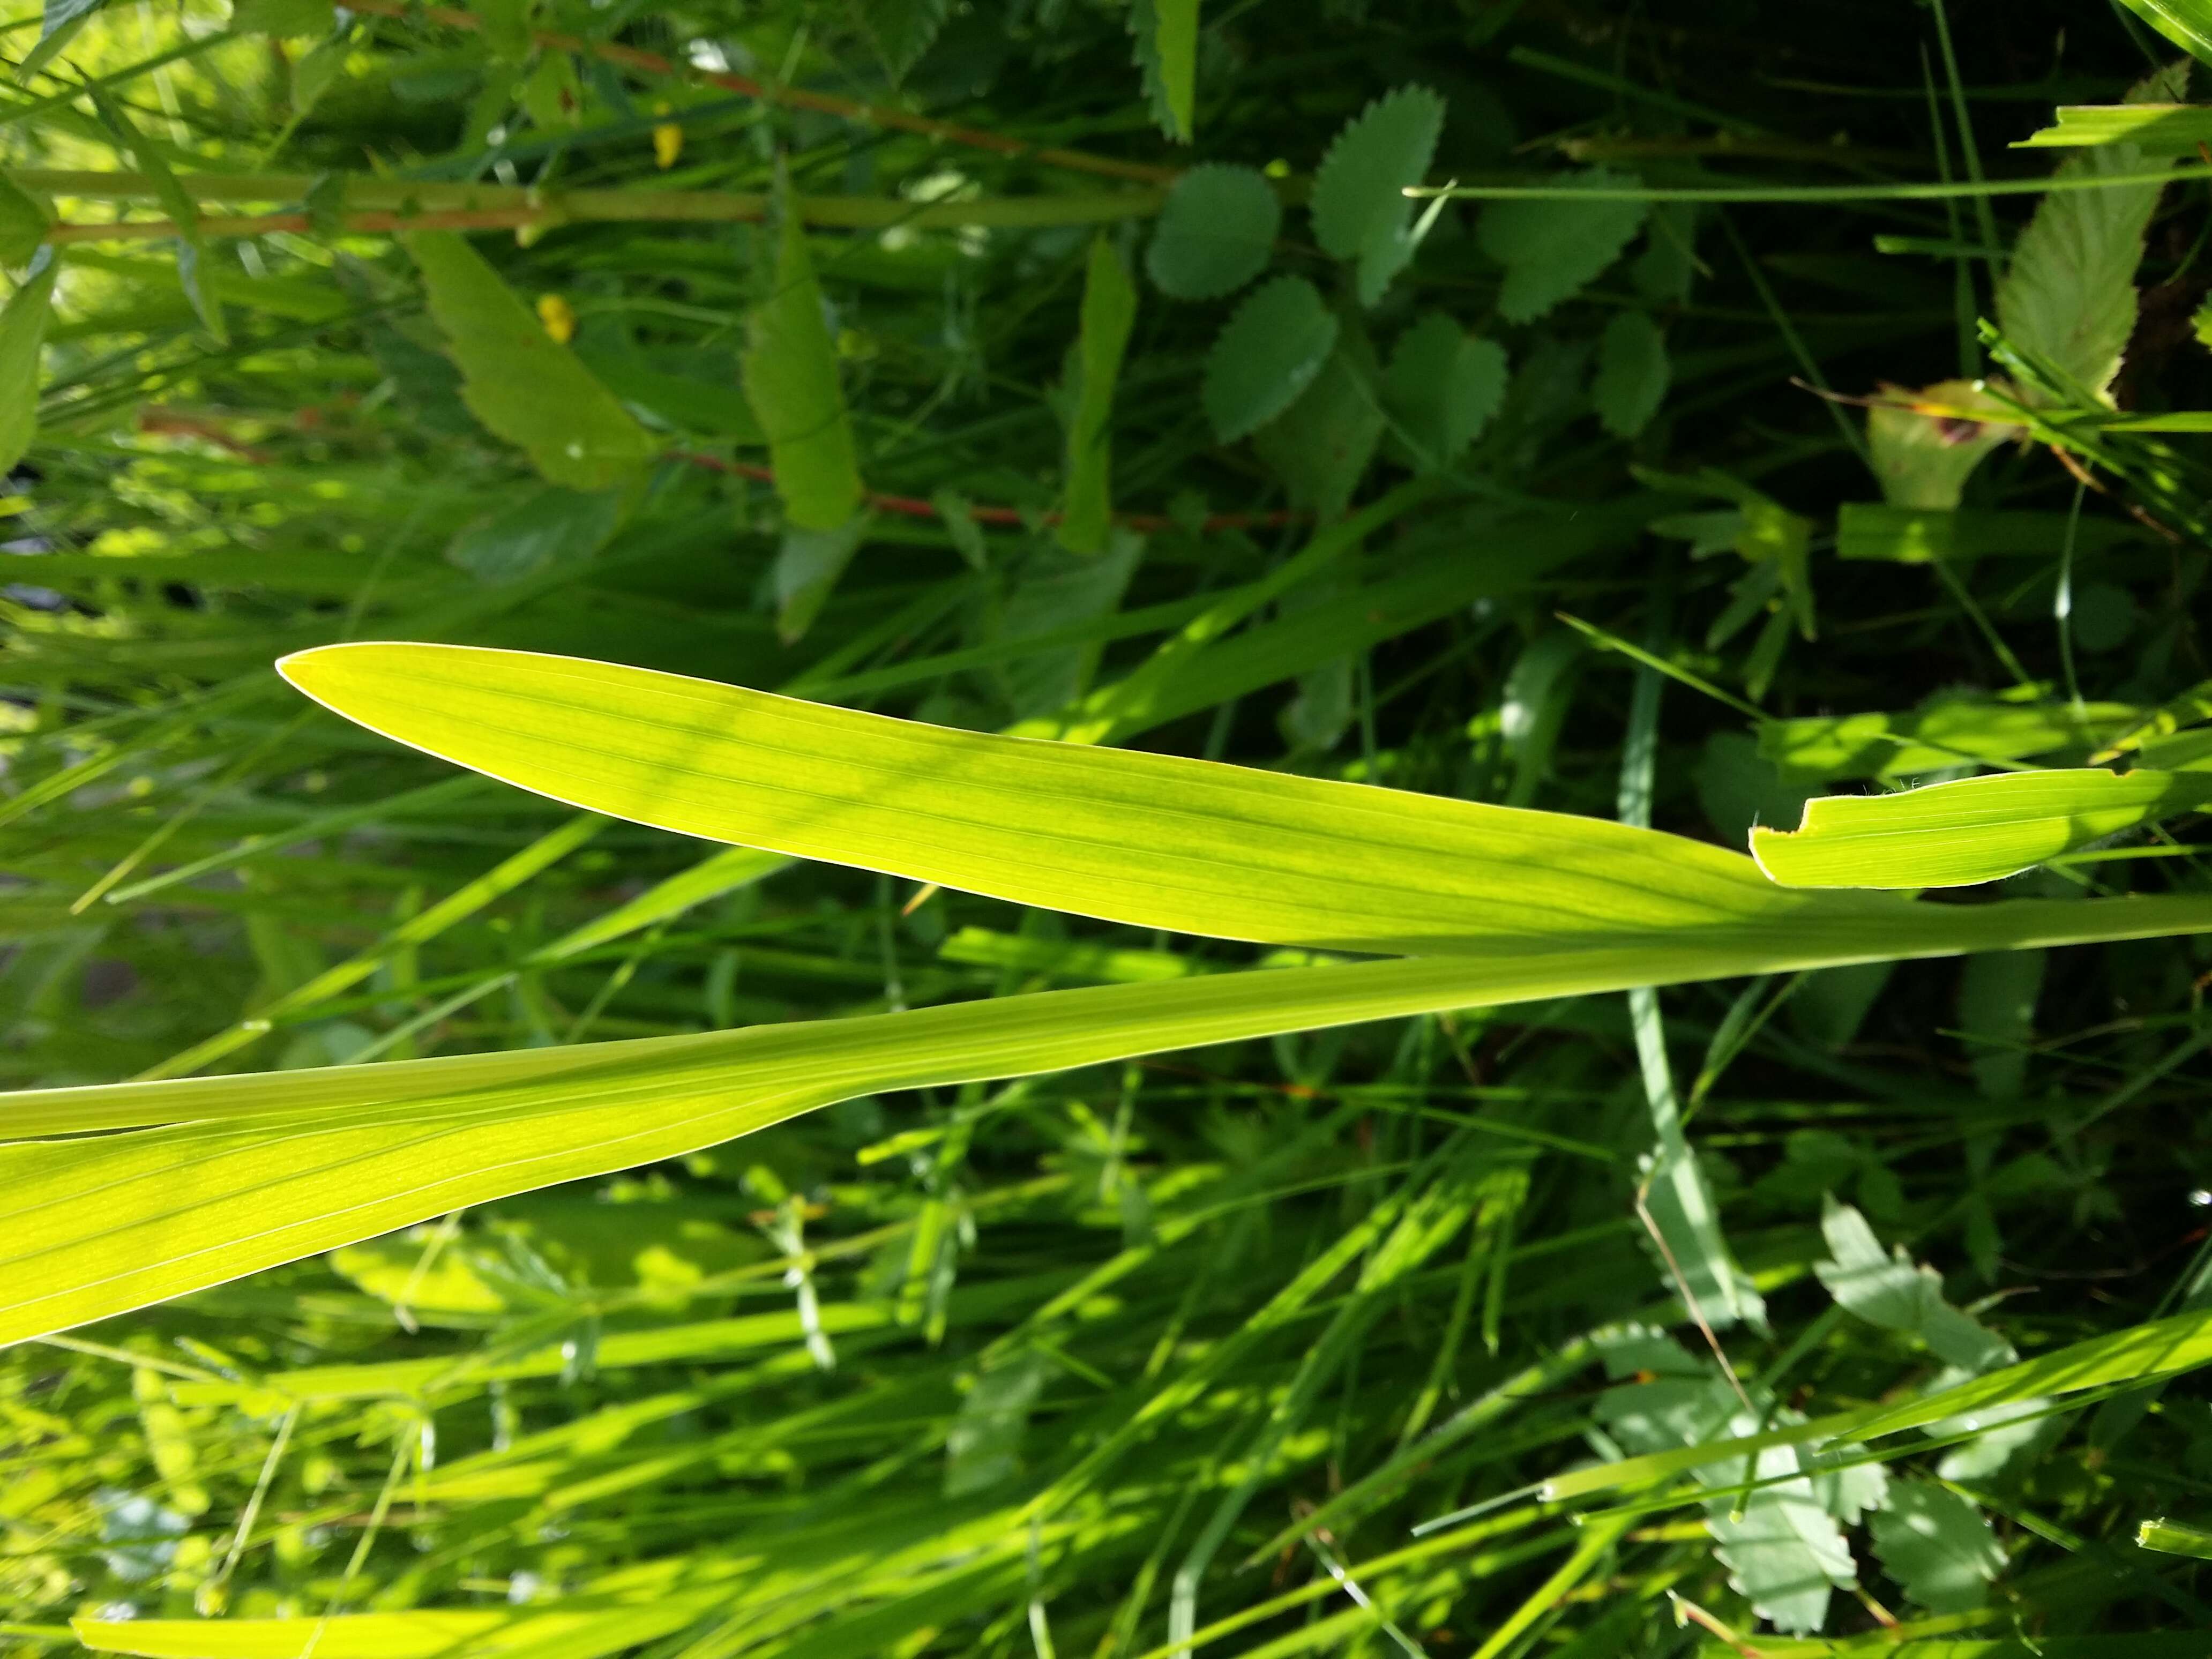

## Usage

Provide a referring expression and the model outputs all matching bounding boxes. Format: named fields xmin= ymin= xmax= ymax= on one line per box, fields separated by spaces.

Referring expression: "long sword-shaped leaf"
xmin=278 ymin=643 xmax=2212 ymax=959
xmin=10 ymin=648 xmax=2212 ymax=1344
xmin=10 ymin=887 xmax=2207 ymax=1349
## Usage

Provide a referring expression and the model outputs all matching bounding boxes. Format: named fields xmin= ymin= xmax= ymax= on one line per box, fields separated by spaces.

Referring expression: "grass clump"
xmin=4 ymin=3 xmax=2212 ymax=1656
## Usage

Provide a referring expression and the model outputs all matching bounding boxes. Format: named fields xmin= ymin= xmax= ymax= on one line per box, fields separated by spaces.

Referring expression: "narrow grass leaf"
xmin=1762 ymin=698 xmax=2140 ymax=781
xmin=1544 ymin=1302 xmax=2212 ymax=1503
xmin=2117 ymin=0 xmax=2212 ymax=66
xmin=2016 ymin=103 xmax=2212 ymax=151
xmin=1058 ymin=236 xmax=1138 ymax=555
xmin=2138 ymin=1518 xmax=2212 ymax=1559
xmin=1751 ymin=768 xmax=2212 ymax=889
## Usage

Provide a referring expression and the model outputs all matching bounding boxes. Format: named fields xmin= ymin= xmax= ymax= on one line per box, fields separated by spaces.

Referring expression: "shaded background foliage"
xmin=5 ymin=0 xmax=2212 ymax=1655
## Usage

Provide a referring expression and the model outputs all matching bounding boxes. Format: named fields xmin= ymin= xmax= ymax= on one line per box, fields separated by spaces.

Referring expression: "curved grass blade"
xmin=1751 ymin=768 xmax=2212 ymax=890
xmin=279 ymin=644 xmax=2212 ymax=959
xmin=276 ymin=642 xmax=1926 ymax=958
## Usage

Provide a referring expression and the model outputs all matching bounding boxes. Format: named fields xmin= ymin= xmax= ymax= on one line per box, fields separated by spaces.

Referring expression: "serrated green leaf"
xmin=0 ymin=173 xmax=53 ymax=268
xmin=1382 ymin=313 xmax=1506 ymax=469
xmin=944 ymin=1354 xmax=1049 ymax=1497
xmin=742 ymin=192 xmax=863 ymax=530
xmin=1960 ymin=948 xmax=2044 ymax=1102
xmin=290 ymin=32 xmax=347 ymax=117
xmin=1632 ymin=202 xmax=1699 ymax=303
xmin=1815 ymin=1198 xmax=2015 ymax=1373
xmin=404 ymin=230 xmax=655 ymax=490
xmin=857 ymin=0 xmax=950 ymax=81
xmin=303 ymin=170 xmax=346 ymax=239
xmin=1597 ymin=1356 xmax=1852 ymax=1633
xmin=1253 ymin=330 xmax=1384 ymax=521
xmin=87 ymin=86 xmax=225 ymax=344
xmin=2118 ymin=0 xmax=2212 ymax=66
xmin=1870 ymin=1481 xmax=2007 ymax=1613
xmin=445 ymin=487 xmax=625 ymax=586
xmin=228 ymin=0 xmax=333 ymax=35
xmin=1145 ymin=164 xmax=1279 ymax=300
xmin=1593 ymin=310 xmax=1669 ymax=439
xmin=27 ymin=0 xmax=100 ymax=77
xmin=1203 ymin=275 xmax=1338 ymax=442
xmin=1996 ymin=66 xmax=2186 ymax=405
xmin=1059 ymin=236 xmax=1137 ymax=555
xmin=773 ymin=512 xmax=873 ymax=644
xmin=1309 ymin=85 xmax=1446 ymax=305
xmin=1752 ymin=768 xmax=2212 ymax=890
xmin=1707 ymin=1447 xmax=1858 ymax=1634
xmin=0 ymin=257 xmax=58 ymax=476
xmin=996 ymin=532 xmax=1144 ymax=718
xmin=1555 ymin=1299 xmax=2212 ymax=1506
xmin=472 ymin=0 xmax=533 ymax=61
xmin=1477 ymin=170 xmax=1649 ymax=324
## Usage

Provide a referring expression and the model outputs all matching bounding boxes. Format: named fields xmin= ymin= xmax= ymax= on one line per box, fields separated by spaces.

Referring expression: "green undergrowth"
xmin=5 ymin=2 xmax=2212 ymax=1656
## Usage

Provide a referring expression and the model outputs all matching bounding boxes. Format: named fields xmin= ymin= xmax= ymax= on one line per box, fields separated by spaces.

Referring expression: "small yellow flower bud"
xmin=653 ymin=121 xmax=683 ymax=169
xmin=536 ymin=292 xmax=576 ymax=345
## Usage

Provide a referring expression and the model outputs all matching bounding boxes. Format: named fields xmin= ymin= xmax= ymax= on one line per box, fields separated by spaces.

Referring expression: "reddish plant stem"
xmin=671 ymin=451 xmax=1303 ymax=535
xmin=118 ymin=419 xmax=1298 ymax=539
xmin=340 ymin=0 xmax=1178 ymax=186
xmin=47 ymin=207 xmax=548 ymax=243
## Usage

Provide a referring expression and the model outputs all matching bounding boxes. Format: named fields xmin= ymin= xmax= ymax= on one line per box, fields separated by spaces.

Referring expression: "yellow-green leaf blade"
xmin=279 ymin=641 xmax=1909 ymax=958
xmin=19 ymin=887 xmax=2212 ymax=1349
xmin=0 ymin=957 xmax=1776 ymax=1346
xmin=1751 ymin=768 xmax=2212 ymax=890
